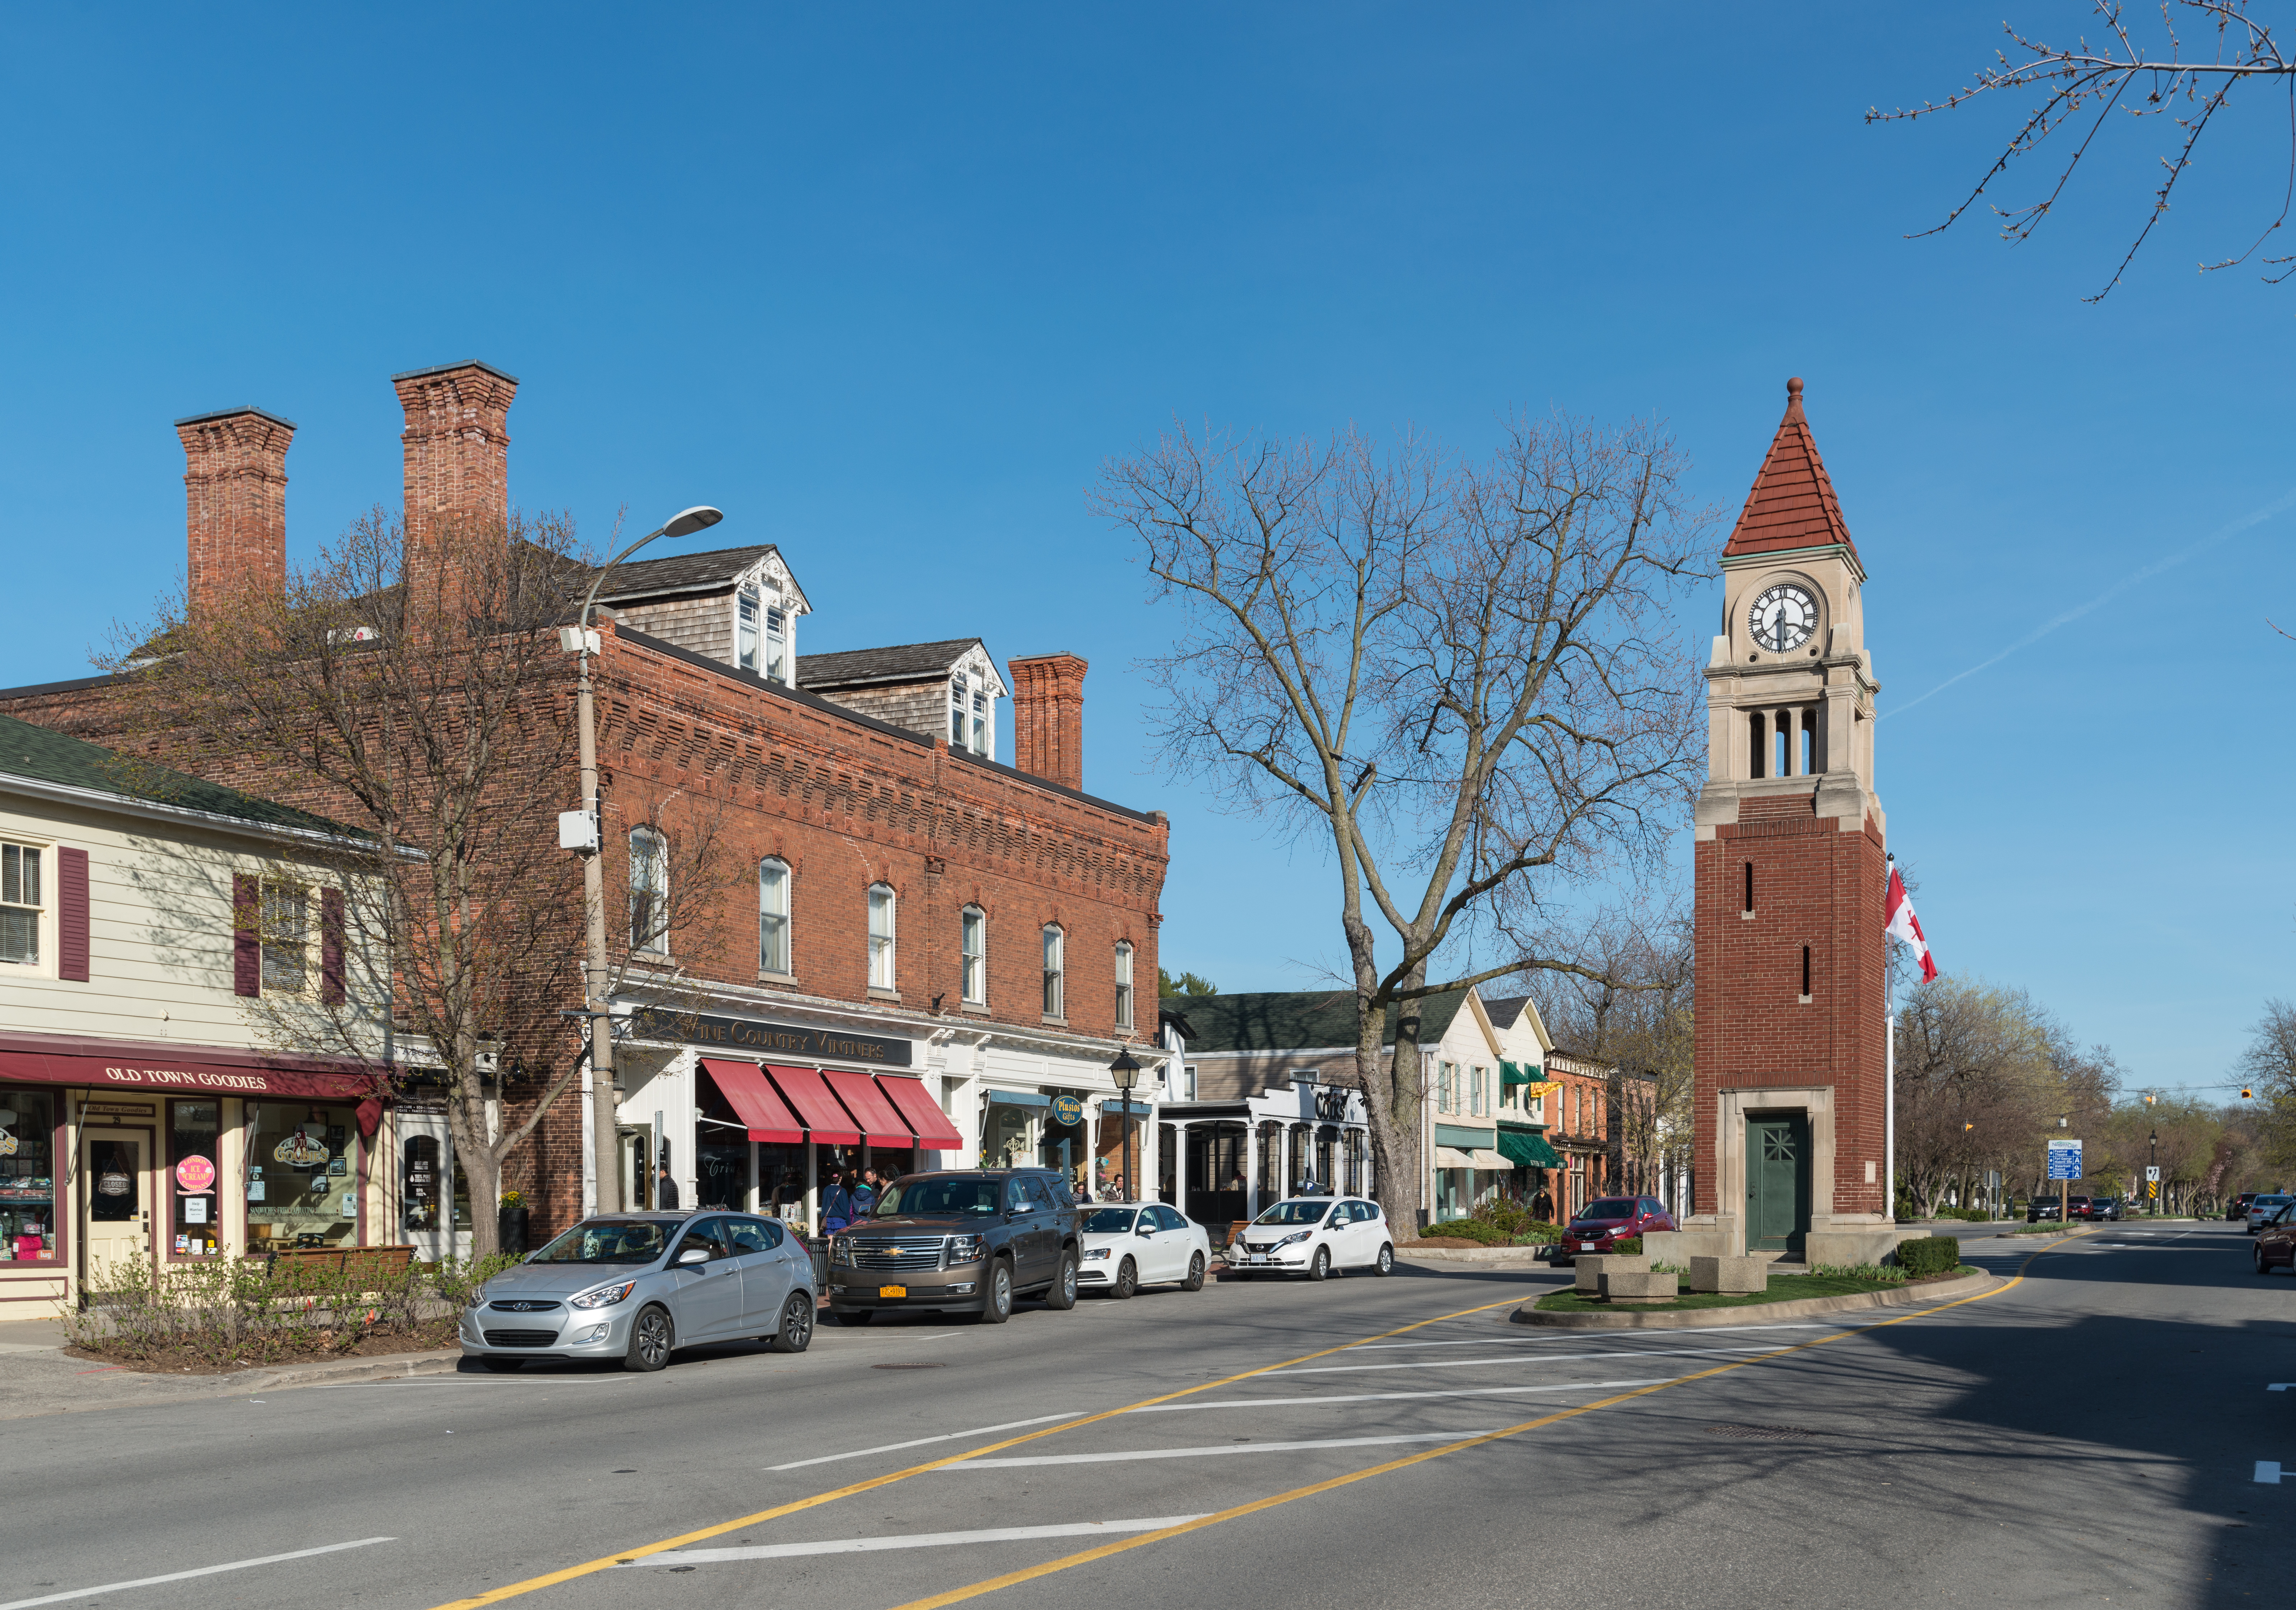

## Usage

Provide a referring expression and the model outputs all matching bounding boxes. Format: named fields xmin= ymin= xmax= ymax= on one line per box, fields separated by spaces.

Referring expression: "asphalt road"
xmin=5 ymin=1222 xmax=2291 ymax=1610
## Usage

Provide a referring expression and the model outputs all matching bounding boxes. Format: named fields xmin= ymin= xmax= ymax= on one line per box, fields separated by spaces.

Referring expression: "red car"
xmin=2256 ymin=1203 xmax=2296 ymax=1275
xmin=1546 ymin=1195 xmax=1676 ymax=1266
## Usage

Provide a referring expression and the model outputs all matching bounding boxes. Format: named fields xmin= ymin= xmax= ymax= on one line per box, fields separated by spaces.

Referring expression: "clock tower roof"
xmin=1722 ymin=377 xmax=1861 ymax=567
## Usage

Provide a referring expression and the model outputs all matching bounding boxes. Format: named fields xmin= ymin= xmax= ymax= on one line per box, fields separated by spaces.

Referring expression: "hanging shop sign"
xmin=273 ymin=1129 xmax=331 ymax=1167
xmin=625 ymin=1008 xmax=911 ymax=1068
xmin=1048 ymin=1095 xmax=1086 ymax=1127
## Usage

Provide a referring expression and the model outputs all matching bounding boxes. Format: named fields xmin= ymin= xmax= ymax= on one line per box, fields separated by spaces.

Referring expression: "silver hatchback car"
xmin=460 ymin=1211 xmax=816 ymax=1372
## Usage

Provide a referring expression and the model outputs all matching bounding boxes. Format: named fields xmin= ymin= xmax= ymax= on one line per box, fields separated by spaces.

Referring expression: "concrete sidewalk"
xmin=0 ymin=1314 xmax=462 ymax=1420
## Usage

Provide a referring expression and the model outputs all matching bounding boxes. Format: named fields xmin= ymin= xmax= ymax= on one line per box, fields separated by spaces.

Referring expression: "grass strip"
xmin=1531 ymin=1267 xmax=1980 ymax=1313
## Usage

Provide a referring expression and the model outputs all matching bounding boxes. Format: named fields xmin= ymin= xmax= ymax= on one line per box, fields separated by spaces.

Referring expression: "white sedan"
xmin=1078 ymin=1203 xmax=1211 ymax=1297
xmin=1229 ymin=1196 xmax=1395 ymax=1280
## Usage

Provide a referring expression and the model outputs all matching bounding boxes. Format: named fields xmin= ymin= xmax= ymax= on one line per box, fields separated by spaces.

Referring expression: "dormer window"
xmin=736 ymin=591 xmax=761 ymax=673
xmin=765 ymin=606 xmax=789 ymax=684
xmin=947 ymin=666 xmax=995 ymax=758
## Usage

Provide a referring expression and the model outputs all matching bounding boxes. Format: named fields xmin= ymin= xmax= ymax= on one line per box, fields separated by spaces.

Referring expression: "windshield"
xmin=879 ymin=1178 xmax=1002 ymax=1217
xmin=2256 ymin=1196 xmax=2292 ymax=1208
xmin=1083 ymin=1208 xmax=1139 ymax=1235
xmin=1252 ymin=1201 xmax=1331 ymax=1226
xmin=531 ymin=1219 xmax=671 ymax=1265
xmin=1574 ymin=1199 xmax=1637 ymax=1222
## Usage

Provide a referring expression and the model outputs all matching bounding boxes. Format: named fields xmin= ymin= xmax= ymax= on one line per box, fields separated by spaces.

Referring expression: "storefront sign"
xmin=274 ymin=1130 xmax=331 ymax=1167
xmin=0 ymin=1037 xmax=379 ymax=1100
xmin=626 ymin=1008 xmax=911 ymax=1068
xmin=184 ymin=1197 xmax=209 ymax=1224
xmin=175 ymin=1156 xmax=216 ymax=1193
xmin=83 ymin=1101 xmax=157 ymax=1118
xmin=1048 ymin=1095 xmax=1085 ymax=1126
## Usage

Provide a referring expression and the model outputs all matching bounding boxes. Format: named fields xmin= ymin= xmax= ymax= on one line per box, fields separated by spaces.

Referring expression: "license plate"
xmin=1580 ymin=1242 xmax=1597 ymax=1251
xmin=878 ymin=1284 xmax=907 ymax=1299
xmin=1249 ymin=1255 xmax=1269 ymax=1265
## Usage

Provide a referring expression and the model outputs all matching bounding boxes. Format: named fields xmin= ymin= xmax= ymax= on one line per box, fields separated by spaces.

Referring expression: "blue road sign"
xmin=2047 ymin=1139 xmax=2083 ymax=1181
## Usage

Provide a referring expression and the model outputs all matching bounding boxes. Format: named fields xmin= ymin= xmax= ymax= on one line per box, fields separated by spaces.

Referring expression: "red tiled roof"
xmin=1722 ymin=378 xmax=1860 ymax=563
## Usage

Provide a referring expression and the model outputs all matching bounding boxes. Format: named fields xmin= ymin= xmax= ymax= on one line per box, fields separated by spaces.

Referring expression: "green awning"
xmin=1497 ymin=1128 xmax=1563 ymax=1169
xmin=1501 ymin=1060 xmax=1541 ymax=1085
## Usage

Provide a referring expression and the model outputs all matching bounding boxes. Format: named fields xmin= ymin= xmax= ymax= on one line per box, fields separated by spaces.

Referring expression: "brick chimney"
xmin=176 ymin=406 xmax=295 ymax=620
xmin=391 ymin=359 xmax=518 ymax=610
xmin=1008 ymin=652 xmax=1087 ymax=792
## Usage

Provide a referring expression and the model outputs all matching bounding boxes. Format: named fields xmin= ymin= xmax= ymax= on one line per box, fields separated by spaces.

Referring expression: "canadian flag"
xmin=1884 ymin=867 xmax=1937 ymax=983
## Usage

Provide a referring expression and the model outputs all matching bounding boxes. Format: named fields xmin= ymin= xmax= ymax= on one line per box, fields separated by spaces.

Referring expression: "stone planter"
xmin=1686 ymin=1255 xmax=1767 ymax=1295
xmin=1574 ymin=1254 xmax=1649 ymax=1295
xmin=1599 ymin=1270 xmax=1679 ymax=1305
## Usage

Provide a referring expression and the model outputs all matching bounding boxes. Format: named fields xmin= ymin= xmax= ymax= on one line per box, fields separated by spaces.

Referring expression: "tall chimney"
xmin=176 ymin=406 xmax=295 ymax=620
xmin=1008 ymin=652 xmax=1087 ymax=792
xmin=391 ymin=359 xmax=518 ymax=612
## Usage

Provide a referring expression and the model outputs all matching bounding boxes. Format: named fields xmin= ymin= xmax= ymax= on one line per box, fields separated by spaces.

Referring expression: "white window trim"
xmin=758 ymin=857 xmax=792 ymax=977
xmin=630 ymin=828 xmax=669 ymax=956
xmin=1113 ymin=940 xmax=1134 ymax=1030
xmin=1041 ymin=924 xmax=1064 ymax=1020
xmin=867 ymin=883 xmax=897 ymax=992
xmin=736 ymin=588 xmax=762 ymax=673
xmin=960 ymin=905 xmax=986 ymax=1005
xmin=0 ymin=835 xmax=53 ymax=975
xmin=259 ymin=876 xmax=317 ymax=998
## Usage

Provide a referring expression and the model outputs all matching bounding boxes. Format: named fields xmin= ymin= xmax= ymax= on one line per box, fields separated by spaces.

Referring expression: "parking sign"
xmin=2047 ymin=1139 xmax=2083 ymax=1180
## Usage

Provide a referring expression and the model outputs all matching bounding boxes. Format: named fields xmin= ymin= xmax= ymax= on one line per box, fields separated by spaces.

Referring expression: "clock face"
xmin=1749 ymin=584 xmax=1819 ymax=653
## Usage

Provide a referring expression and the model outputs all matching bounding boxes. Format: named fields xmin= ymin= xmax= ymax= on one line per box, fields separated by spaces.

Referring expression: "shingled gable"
xmin=1166 ymin=989 xmax=1471 ymax=1054
xmin=797 ymin=638 xmax=991 ymax=691
xmin=1721 ymin=377 xmax=1861 ymax=565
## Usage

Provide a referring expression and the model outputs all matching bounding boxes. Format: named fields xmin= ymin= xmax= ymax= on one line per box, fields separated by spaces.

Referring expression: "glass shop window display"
xmin=247 ymin=1104 xmax=359 ymax=1249
xmin=169 ymin=1100 xmax=222 ymax=1257
xmin=0 ymin=1089 xmax=58 ymax=1261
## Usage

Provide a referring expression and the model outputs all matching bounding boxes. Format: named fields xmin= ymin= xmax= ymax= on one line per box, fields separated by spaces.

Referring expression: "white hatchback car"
xmin=1078 ymin=1203 xmax=1210 ymax=1297
xmin=2247 ymin=1194 xmax=2293 ymax=1233
xmin=1230 ymin=1196 xmax=1395 ymax=1280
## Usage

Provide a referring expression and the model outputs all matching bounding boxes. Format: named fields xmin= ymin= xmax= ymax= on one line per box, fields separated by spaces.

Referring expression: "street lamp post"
xmin=1109 ymin=1049 xmax=1143 ymax=1203
xmin=2149 ymin=1128 xmax=2159 ymax=1218
xmin=567 ymin=505 xmax=723 ymax=1216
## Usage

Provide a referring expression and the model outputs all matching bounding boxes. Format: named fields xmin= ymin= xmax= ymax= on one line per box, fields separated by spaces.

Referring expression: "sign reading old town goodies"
xmin=626 ymin=1009 xmax=911 ymax=1068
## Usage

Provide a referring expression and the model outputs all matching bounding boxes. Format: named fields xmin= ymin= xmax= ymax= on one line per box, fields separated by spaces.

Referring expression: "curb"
xmin=217 ymin=1349 xmax=466 ymax=1391
xmin=1511 ymin=1269 xmax=1998 ymax=1329
xmin=1395 ymin=1246 xmax=1555 ymax=1266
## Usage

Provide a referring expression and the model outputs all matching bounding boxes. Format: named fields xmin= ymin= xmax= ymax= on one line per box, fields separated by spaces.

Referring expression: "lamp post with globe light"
xmin=1109 ymin=1049 xmax=1143 ymax=1204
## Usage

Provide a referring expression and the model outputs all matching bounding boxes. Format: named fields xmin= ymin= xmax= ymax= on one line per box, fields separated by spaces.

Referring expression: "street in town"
xmin=1 ymin=1224 xmax=2289 ymax=1610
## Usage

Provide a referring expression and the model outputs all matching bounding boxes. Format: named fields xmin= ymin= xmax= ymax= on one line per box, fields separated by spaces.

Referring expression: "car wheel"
xmin=770 ymin=1293 xmax=814 ymax=1353
xmin=2258 ymin=1246 xmax=2274 ymax=1276
xmin=975 ymin=1260 xmax=1014 ymax=1325
xmin=622 ymin=1305 xmax=673 ymax=1373
xmin=1306 ymin=1246 xmax=1331 ymax=1282
xmin=1047 ymin=1253 xmax=1079 ymax=1311
xmin=1111 ymin=1257 xmax=1138 ymax=1300
xmin=835 ymin=1307 xmax=873 ymax=1326
xmin=1373 ymin=1242 xmax=1394 ymax=1277
xmin=1181 ymin=1252 xmax=1206 ymax=1292
xmin=480 ymin=1357 xmax=524 ymax=1373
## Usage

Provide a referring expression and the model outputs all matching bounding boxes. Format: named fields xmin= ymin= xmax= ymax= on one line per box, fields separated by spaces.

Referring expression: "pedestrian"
xmin=852 ymin=1170 xmax=878 ymax=1219
xmin=655 ymin=1165 xmax=680 ymax=1210
xmin=822 ymin=1172 xmax=857 ymax=1233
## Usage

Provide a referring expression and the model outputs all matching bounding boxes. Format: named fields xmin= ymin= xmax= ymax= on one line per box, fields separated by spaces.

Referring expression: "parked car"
xmin=2027 ymin=1198 xmax=2072 ymax=1223
xmin=2255 ymin=1204 xmax=2296 ymax=1274
xmin=460 ymin=1211 xmax=815 ymax=1373
xmin=1228 ymin=1196 xmax=1396 ymax=1279
xmin=1078 ymin=1203 xmax=1212 ymax=1297
xmin=2074 ymin=1196 xmax=2123 ymax=1222
xmin=2245 ymin=1194 xmax=2294 ymax=1235
xmin=1545 ymin=1196 xmax=1677 ymax=1267
xmin=827 ymin=1167 xmax=1080 ymax=1324
xmin=2229 ymin=1193 xmax=2257 ymax=1222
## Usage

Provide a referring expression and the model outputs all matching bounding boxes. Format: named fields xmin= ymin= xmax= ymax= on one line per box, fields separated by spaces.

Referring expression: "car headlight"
xmin=1083 ymin=1247 xmax=1111 ymax=1261
xmin=466 ymin=1285 xmax=489 ymax=1309
xmin=830 ymin=1236 xmax=854 ymax=1267
xmin=947 ymin=1234 xmax=985 ymax=1263
xmin=1274 ymin=1231 xmax=1311 ymax=1250
xmin=570 ymin=1280 xmax=637 ymax=1310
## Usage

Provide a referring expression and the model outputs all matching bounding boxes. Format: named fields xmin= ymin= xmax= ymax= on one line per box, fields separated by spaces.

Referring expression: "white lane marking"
xmin=766 ymin=1413 xmax=1086 ymax=1471
xmin=0 ymin=1537 xmax=396 ymax=1610
xmin=1340 ymin=1323 xmax=1827 ymax=1352
xmin=2269 ymin=1384 xmax=2292 ymax=1392
xmin=941 ymin=1432 xmax=1501 ymax=1469
xmin=1269 ymin=1344 xmax=1789 ymax=1377
xmin=2256 ymin=1461 xmax=2283 ymax=1485
xmin=619 ymin=1515 xmax=1214 ymax=1566
xmin=1135 ymin=1377 xmax=1671 ymax=1411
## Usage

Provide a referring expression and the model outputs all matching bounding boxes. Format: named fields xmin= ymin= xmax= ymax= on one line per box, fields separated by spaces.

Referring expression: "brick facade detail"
xmin=1008 ymin=653 xmax=1086 ymax=792
xmin=177 ymin=407 xmax=295 ymax=619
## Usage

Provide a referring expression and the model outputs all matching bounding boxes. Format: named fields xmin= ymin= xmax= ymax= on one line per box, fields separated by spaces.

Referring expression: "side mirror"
xmin=676 ymin=1246 xmax=709 ymax=1266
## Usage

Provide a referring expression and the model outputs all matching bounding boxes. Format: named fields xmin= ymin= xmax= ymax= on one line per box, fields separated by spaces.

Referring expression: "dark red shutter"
xmin=232 ymin=873 xmax=261 ymax=997
xmin=321 ymin=886 xmax=346 ymax=1005
xmin=57 ymin=847 xmax=89 ymax=982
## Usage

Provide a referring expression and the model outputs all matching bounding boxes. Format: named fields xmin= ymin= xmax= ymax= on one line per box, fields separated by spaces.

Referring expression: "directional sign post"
xmin=2048 ymin=1139 xmax=2082 ymax=1225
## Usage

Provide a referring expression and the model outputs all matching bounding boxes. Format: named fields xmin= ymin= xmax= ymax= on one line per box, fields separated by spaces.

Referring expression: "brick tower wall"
xmin=177 ymin=407 xmax=295 ymax=621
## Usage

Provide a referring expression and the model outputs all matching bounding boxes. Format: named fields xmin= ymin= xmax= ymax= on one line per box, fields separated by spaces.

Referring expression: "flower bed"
xmin=1531 ymin=1265 xmax=1980 ymax=1314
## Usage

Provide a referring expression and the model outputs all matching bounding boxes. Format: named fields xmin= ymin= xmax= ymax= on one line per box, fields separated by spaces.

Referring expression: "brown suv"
xmin=827 ymin=1168 xmax=1080 ymax=1325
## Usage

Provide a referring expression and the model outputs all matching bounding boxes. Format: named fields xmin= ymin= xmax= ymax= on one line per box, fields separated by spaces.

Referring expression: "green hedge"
xmin=1896 ymin=1236 xmax=1960 ymax=1278
xmin=1423 ymin=1218 xmax=1508 ymax=1245
xmin=1611 ymin=1236 xmax=1643 ymax=1255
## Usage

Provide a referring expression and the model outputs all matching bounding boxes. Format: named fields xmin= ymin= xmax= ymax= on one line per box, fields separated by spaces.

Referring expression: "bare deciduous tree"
xmin=1097 ymin=415 xmax=1712 ymax=1231
xmin=2240 ymin=997 xmax=2296 ymax=1168
xmin=1871 ymin=0 xmax=2296 ymax=299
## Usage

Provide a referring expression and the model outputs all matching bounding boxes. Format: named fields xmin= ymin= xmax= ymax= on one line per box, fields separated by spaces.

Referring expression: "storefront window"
xmin=1040 ymin=1094 xmax=1087 ymax=1184
xmin=1256 ymin=1120 xmax=1282 ymax=1201
xmin=758 ymin=1144 xmax=805 ymax=1226
xmin=983 ymin=1104 xmax=1032 ymax=1170
xmin=249 ymin=1104 xmax=359 ymax=1250
xmin=403 ymin=1134 xmax=443 ymax=1232
xmin=169 ymin=1100 xmax=222 ymax=1257
xmin=0 ymin=1089 xmax=59 ymax=1261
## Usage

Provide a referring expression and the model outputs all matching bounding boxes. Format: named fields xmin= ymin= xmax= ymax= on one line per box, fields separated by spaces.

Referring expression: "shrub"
xmin=1807 ymin=1262 xmax=1905 ymax=1283
xmin=1896 ymin=1236 xmax=1960 ymax=1278
xmin=1510 ymin=1222 xmax=1567 ymax=1246
xmin=1423 ymin=1218 xmax=1508 ymax=1245
xmin=1472 ymin=1199 xmax=1532 ymax=1235
xmin=1611 ymin=1236 xmax=1643 ymax=1255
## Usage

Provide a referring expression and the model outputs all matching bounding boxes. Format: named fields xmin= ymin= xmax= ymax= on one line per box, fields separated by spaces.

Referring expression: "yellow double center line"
xmin=436 ymin=1236 xmax=2065 ymax=1610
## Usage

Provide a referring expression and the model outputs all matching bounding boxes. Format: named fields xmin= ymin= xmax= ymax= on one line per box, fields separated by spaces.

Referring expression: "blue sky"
xmin=3 ymin=6 xmax=2290 ymax=1096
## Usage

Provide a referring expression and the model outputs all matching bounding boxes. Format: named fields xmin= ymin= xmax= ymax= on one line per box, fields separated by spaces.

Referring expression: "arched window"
xmin=1114 ymin=941 xmax=1134 ymax=1029
xmin=629 ymin=828 xmax=668 ymax=954
xmin=867 ymin=883 xmax=896 ymax=990
xmin=1041 ymin=925 xmax=1064 ymax=1019
xmin=960 ymin=906 xmax=986 ymax=1004
xmin=758 ymin=858 xmax=790 ymax=975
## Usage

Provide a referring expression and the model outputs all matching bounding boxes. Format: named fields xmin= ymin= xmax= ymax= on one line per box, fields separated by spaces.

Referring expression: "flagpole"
xmin=1885 ymin=853 xmax=1896 ymax=1226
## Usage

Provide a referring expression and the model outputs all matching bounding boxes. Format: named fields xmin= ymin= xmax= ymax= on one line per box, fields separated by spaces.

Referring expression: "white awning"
xmin=1469 ymin=1148 xmax=1509 ymax=1171
xmin=1434 ymin=1147 xmax=1476 ymax=1169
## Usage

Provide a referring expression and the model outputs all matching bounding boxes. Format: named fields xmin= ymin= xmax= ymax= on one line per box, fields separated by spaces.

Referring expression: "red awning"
xmin=820 ymin=1068 xmax=914 ymax=1149
xmin=763 ymin=1065 xmax=861 ymax=1146
xmin=699 ymin=1060 xmax=804 ymax=1144
xmin=877 ymin=1075 xmax=963 ymax=1151
xmin=0 ymin=1032 xmax=380 ymax=1101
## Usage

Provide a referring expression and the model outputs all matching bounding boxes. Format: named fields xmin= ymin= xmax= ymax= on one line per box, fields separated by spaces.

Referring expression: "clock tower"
xmin=1674 ymin=378 xmax=1901 ymax=1267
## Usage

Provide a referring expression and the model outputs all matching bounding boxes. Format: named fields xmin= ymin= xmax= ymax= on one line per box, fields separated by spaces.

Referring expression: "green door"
xmin=1746 ymin=1116 xmax=1810 ymax=1257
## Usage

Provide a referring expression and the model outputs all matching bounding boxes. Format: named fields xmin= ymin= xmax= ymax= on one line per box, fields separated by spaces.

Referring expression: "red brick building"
xmin=1672 ymin=378 xmax=1895 ymax=1267
xmin=0 ymin=361 xmax=1170 ymax=1252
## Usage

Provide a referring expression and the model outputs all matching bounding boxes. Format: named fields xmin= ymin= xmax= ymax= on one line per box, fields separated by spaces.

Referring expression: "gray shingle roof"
xmin=798 ymin=639 xmax=985 ymax=690
xmin=1168 ymin=989 xmax=1470 ymax=1054
xmin=1482 ymin=993 xmax=1533 ymax=1029
xmin=591 ymin=544 xmax=781 ymax=602
xmin=0 ymin=713 xmax=361 ymax=839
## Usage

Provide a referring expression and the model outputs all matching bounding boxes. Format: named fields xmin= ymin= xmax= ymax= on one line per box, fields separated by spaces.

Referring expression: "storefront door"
xmin=80 ymin=1128 xmax=152 ymax=1284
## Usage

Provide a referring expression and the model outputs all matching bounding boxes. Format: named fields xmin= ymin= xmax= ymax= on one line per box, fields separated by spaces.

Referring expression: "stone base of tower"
xmin=1648 ymin=1219 xmax=1926 ymax=1267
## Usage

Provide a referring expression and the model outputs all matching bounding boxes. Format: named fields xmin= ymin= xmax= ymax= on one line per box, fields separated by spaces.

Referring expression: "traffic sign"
xmin=2047 ymin=1139 xmax=2083 ymax=1181
xmin=2145 ymin=1166 xmax=2160 ymax=1181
